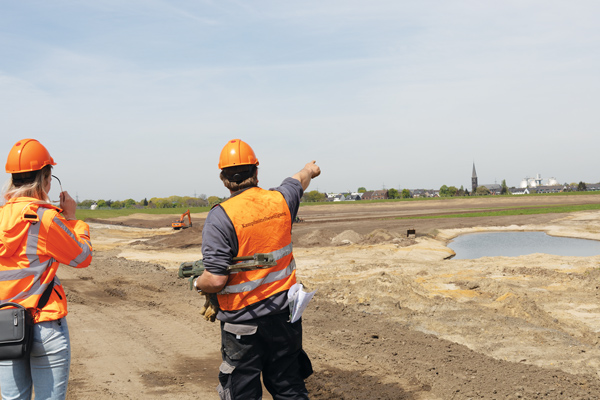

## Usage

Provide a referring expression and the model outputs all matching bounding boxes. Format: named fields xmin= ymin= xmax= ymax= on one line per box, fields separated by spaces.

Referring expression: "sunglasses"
xmin=52 ymin=175 xmax=63 ymax=193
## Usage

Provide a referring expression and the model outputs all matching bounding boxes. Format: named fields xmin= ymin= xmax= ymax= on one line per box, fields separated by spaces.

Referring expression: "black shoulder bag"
xmin=0 ymin=279 xmax=55 ymax=360
xmin=0 ymin=302 xmax=34 ymax=360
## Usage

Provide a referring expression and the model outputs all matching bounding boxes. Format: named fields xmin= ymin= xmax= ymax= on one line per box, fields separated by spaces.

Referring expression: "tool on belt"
xmin=178 ymin=253 xmax=277 ymax=322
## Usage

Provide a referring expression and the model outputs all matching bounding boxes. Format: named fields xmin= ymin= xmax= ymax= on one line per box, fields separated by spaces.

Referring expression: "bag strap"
xmin=0 ymin=279 xmax=54 ymax=312
xmin=36 ymin=280 xmax=55 ymax=310
xmin=0 ymin=302 xmax=26 ymax=310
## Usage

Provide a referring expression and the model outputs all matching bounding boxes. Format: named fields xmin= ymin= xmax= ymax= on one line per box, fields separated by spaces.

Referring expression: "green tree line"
xmin=77 ymin=195 xmax=227 ymax=209
xmin=78 ymin=179 xmax=598 ymax=209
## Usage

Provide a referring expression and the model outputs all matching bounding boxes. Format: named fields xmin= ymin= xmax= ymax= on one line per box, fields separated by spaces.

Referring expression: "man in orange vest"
xmin=197 ymin=139 xmax=320 ymax=400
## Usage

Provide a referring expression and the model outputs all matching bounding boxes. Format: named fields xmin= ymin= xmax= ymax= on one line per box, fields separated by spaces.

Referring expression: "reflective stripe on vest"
xmin=221 ymin=245 xmax=296 ymax=294
xmin=52 ymin=215 xmax=92 ymax=266
xmin=217 ymin=187 xmax=296 ymax=311
xmin=1 ymin=207 xmax=55 ymax=304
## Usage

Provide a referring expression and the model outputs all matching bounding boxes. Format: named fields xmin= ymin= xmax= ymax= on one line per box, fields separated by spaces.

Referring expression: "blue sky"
xmin=1 ymin=1 xmax=599 ymax=202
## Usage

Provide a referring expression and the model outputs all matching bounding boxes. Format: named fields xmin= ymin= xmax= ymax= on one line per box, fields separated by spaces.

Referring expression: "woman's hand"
xmin=60 ymin=191 xmax=77 ymax=220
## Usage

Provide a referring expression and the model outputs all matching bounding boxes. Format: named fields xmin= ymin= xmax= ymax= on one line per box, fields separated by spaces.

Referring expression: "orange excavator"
xmin=172 ymin=210 xmax=192 ymax=230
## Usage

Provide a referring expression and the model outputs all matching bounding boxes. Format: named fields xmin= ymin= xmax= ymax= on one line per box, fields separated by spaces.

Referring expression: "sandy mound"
xmin=131 ymin=225 xmax=203 ymax=249
xmin=363 ymin=228 xmax=400 ymax=243
xmin=298 ymin=228 xmax=417 ymax=247
xmin=297 ymin=229 xmax=337 ymax=247
xmin=331 ymin=230 xmax=363 ymax=246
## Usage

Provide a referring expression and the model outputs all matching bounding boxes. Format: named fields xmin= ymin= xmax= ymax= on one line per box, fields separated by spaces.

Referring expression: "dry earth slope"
xmin=64 ymin=196 xmax=600 ymax=399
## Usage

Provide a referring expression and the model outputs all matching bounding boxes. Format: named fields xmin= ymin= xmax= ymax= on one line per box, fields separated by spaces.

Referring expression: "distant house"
xmin=509 ymin=187 xmax=530 ymax=195
xmin=326 ymin=192 xmax=364 ymax=201
xmin=480 ymin=184 xmax=502 ymax=195
xmin=411 ymin=189 xmax=427 ymax=198
xmin=411 ymin=189 xmax=437 ymax=198
xmin=535 ymin=185 xmax=564 ymax=194
xmin=362 ymin=190 xmax=388 ymax=200
xmin=326 ymin=193 xmax=347 ymax=202
xmin=345 ymin=193 xmax=363 ymax=201
xmin=586 ymin=183 xmax=600 ymax=191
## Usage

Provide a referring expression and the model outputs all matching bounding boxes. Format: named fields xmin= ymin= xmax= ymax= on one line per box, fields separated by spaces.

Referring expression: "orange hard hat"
xmin=218 ymin=139 xmax=259 ymax=169
xmin=5 ymin=139 xmax=56 ymax=174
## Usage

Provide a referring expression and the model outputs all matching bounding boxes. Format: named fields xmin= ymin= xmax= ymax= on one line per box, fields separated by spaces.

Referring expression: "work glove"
xmin=199 ymin=293 xmax=218 ymax=322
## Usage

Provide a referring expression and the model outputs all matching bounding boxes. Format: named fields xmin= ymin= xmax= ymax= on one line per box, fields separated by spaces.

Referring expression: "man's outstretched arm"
xmin=292 ymin=161 xmax=321 ymax=191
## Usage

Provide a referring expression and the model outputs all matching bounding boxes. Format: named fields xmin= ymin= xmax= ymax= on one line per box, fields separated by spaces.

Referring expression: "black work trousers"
xmin=217 ymin=312 xmax=309 ymax=400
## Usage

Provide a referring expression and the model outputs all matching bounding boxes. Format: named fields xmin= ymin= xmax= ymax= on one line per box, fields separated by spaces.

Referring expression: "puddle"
xmin=448 ymin=231 xmax=600 ymax=259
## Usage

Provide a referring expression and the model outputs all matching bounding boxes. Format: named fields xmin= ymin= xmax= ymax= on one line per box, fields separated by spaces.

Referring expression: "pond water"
xmin=447 ymin=231 xmax=600 ymax=259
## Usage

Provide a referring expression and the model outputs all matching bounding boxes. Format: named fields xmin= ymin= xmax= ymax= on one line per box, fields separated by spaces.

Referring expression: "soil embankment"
xmin=65 ymin=195 xmax=600 ymax=399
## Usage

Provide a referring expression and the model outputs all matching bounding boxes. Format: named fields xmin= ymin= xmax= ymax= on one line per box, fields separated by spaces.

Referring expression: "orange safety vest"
xmin=217 ymin=187 xmax=296 ymax=312
xmin=0 ymin=197 xmax=92 ymax=323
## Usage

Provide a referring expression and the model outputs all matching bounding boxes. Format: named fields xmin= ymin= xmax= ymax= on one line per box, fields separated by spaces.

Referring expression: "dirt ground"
xmin=63 ymin=195 xmax=600 ymax=399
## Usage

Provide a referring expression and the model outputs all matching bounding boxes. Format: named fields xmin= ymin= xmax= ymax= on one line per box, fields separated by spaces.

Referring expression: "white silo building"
xmin=520 ymin=174 xmax=560 ymax=188
xmin=521 ymin=175 xmax=541 ymax=188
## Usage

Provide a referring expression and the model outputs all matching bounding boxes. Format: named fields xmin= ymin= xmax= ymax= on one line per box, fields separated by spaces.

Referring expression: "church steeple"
xmin=472 ymin=163 xmax=478 ymax=194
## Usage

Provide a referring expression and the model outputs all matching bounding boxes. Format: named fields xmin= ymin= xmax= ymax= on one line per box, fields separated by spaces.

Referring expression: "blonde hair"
xmin=3 ymin=165 xmax=52 ymax=202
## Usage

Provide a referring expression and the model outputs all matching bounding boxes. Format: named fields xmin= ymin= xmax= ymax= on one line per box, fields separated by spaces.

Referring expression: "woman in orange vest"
xmin=0 ymin=139 xmax=92 ymax=399
xmin=198 ymin=139 xmax=320 ymax=400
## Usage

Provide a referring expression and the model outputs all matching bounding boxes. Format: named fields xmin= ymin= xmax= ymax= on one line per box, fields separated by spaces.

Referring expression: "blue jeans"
xmin=0 ymin=318 xmax=71 ymax=400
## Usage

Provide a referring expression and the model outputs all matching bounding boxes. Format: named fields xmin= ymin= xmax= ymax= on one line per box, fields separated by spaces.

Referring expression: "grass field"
xmin=75 ymin=206 xmax=211 ymax=220
xmin=300 ymin=190 xmax=600 ymax=207
xmin=395 ymin=203 xmax=600 ymax=220
xmin=74 ymin=192 xmax=600 ymax=221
